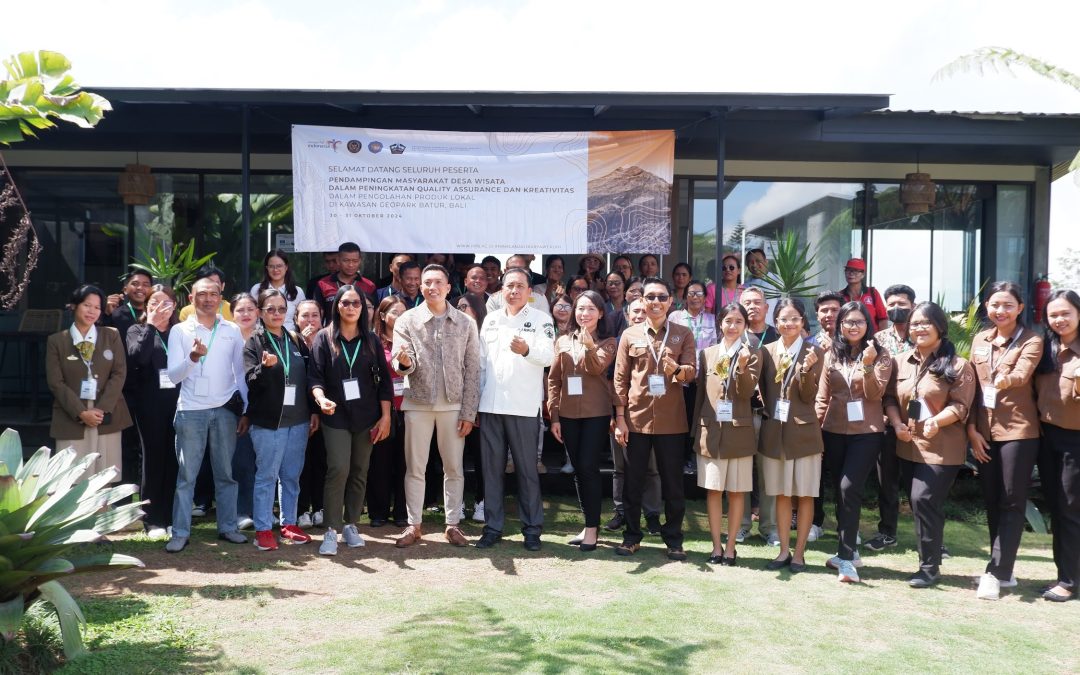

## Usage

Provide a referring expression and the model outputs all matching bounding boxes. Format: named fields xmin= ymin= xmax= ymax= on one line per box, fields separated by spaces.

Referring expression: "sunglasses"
xmin=262 ymin=306 xmax=288 ymax=315
xmin=338 ymin=300 xmax=363 ymax=308
xmin=687 ymin=290 xmax=705 ymax=298
xmin=644 ymin=294 xmax=670 ymax=302
xmin=553 ymin=303 xmax=573 ymax=311
xmin=723 ymin=265 xmax=739 ymax=271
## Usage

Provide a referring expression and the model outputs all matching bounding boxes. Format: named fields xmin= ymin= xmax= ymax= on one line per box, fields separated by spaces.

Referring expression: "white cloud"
xmin=740 ymin=182 xmax=859 ymax=232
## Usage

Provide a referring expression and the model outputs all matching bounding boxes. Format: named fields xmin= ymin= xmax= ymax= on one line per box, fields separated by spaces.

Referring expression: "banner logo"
xmin=346 ymin=140 xmax=362 ymax=153
xmin=368 ymin=141 xmax=383 ymax=154
xmin=389 ymin=143 xmax=406 ymax=155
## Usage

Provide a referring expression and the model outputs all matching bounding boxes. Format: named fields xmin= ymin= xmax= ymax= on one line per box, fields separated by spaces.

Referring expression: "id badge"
xmin=647 ymin=374 xmax=666 ymax=397
xmin=774 ymin=399 xmax=790 ymax=422
xmin=79 ymin=378 xmax=96 ymax=399
xmin=982 ymin=386 xmax=998 ymax=410
xmin=567 ymin=376 xmax=583 ymax=396
xmin=907 ymin=399 xmax=922 ymax=421
xmin=716 ymin=399 xmax=734 ymax=422
xmin=194 ymin=376 xmax=210 ymax=397
xmin=393 ymin=377 xmax=404 ymax=397
xmin=283 ymin=385 xmax=297 ymax=406
xmin=158 ymin=369 xmax=175 ymax=389
xmin=847 ymin=400 xmax=865 ymax=422
xmin=343 ymin=378 xmax=361 ymax=401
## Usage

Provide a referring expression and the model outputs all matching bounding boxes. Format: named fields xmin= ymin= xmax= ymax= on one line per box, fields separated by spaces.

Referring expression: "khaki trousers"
xmin=404 ymin=409 xmax=465 ymax=525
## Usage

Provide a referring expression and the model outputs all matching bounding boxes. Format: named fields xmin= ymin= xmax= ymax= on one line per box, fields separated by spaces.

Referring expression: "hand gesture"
xmin=106 ymin=293 xmax=123 ymax=315
xmin=894 ymin=421 xmax=913 ymax=443
xmin=189 ymin=337 xmax=207 ymax=363
xmin=967 ymin=425 xmax=991 ymax=462
xmin=317 ymin=397 xmax=337 ymax=415
xmin=510 ymin=335 xmax=530 ymax=355
xmin=737 ymin=343 xmax=751 ymax=370
xmin=801 ymin=349 xmax=819 ymax=371
xmin=662 ymin=355 xmax=680 ymax=378
xmin=261 ymin=350 xmax=278 ymax=368
xmin=301 ymin=324 xmax=318 ymax=346
xmin=579 ymin=328 xmax=596 ymax=349
xmin=395 ymin=345 xmax=413 ymax=369
xmin=79 ymin=408 xmax=104 ymax=428
xmin=862 ymin=343 xmax=878 ymax=367
xmin=923 ymin=416 xmax=940 ymax=439
xmin=147 ymin=300 xmax=173 ymax=329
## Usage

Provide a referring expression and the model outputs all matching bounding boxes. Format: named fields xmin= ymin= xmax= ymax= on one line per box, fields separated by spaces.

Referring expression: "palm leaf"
xmin=755 ymin=230 xmax=824 ymax=300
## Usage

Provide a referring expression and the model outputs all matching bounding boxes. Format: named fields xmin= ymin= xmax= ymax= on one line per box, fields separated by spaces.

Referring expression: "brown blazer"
xmin=815 ymin=349 xmax=894 ymax=435
xmin=45 ymin=326 xmax=133 ymax=441
xmin=757 ymin=339 xmax=825 ymax=460
xmin=885 ymin=349 xmax=976 ymax=465
xmin=968 ymin=327 xmax=1042 ymax=441
xmin=1035 ymin=336 xmax=1080 ymax=431
xmin=692 ymin=342 xmax=761 ymax=459
xmin=613 ymin=321 xmax=697 ymax=435
xmin=547 ymin=334 xmax=617 ymax=422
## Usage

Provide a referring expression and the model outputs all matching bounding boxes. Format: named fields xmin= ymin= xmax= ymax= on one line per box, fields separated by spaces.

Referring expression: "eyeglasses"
xmin=644 ymin=294 xmax=670 ymax=302
xmin=266 ymin=264 xmax=286 ymax=271
xmin=338 ymin=300 xmax=362 ymax=308
xmin=262 ymin=306 xmax=288 ymax=315
xmin=909 ymin=321 xmax=933 ymax=330
xmin=606 ymin=279 xmax=623 ymax=286
xmin=841 ymin=320 xmax=867 ymax=328
xmin=687 ymin=290 xmax=705 ymax=298
xmin=553 ymin=303 xmax=572 ymax=311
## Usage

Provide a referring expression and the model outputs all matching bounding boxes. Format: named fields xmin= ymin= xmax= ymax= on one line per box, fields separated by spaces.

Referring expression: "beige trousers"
xmin=403 ymin=409 xmax=465 ymax=526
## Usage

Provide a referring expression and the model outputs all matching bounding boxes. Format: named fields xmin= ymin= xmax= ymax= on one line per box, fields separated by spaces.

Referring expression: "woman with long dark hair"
xmin=547 ymin=290 xmax=616 ymax=551
xmin=366 ymin=296 xmax=408 ymax=527
xmin=251 ymin=249 xmax=306 ymax=331
xmin=885 ymin=302 xmax=976 ymax=589
xmin=308 ymin=285 xmax=393 ymax=555
xmin=670 ymin=263 xmax=692 ymax=312
xmin=966 ymin=281 xmax=1043 ymax=599
xmin=815 ymin=301 xmax=894 ymax=583
xmin=705 ymin=254 xmax=743 ymax=314
xmin=1035 ymin=289 xmax=1080 ymax=602
xmin=126 ymin=284 xmax=180 ymax=538
xmin=577 ymin=253 xmax=605 ymax=293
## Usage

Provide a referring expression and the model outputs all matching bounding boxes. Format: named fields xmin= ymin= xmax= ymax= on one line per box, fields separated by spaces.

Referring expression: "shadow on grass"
xmin=60 ymin=642 xmax=259 ymax=675
xmin=373 ymin=601 xmax=717 ymax=674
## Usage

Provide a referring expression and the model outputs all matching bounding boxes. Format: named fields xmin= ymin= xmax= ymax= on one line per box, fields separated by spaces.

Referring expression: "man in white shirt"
xmin=485 ymin=254 xmax=550 ymax=315
xmin=475 ymin=268 xmax=555 ymax=551
xmin=164 ymin=276 xmax=249 ymax=553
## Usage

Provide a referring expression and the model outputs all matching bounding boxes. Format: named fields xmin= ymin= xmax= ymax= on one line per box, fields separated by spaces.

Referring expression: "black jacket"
xmin=244 ymin=328 xmax=312 ymax=430
xmin=308 ymin=328 xmax=393 ymax=432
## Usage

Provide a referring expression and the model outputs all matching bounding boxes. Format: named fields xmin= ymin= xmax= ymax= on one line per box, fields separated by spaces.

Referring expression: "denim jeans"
xmin=233 ymin=432 xmax=256 ymax=518
xmin=250 ymin=423 xmax=309 ymax=532
xmin=172 ymin=407 xmax=239 ymax=538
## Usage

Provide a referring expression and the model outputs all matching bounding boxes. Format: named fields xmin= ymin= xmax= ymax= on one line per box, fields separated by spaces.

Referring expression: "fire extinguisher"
xmin=1033 ymin=275 xmax=1052 ymax=324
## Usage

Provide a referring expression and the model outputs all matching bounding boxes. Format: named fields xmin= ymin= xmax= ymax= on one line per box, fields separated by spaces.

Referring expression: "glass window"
xmin=995 ymin=185 xmax=1030 ymax=291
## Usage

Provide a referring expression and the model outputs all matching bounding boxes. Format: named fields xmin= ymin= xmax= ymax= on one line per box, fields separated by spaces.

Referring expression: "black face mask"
xmin=887 ymin=307 xmax=912 ymax=324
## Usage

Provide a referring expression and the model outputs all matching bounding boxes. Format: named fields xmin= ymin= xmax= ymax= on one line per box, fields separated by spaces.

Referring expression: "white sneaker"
xmin=977 ymin=573 xmax=1001 ymax=600
xmin=237 ymin=515 xmax=254 ymax=531
xmin=734 ymin=527 xmax=750 ymax=543
xmin=826 ymin=553 xmax=864 ymax=569
xmin=460 ymin=504 xmax=466 ymax=521
xmin=807 ymin=524 xmax=823 ymax=542
xmin=472 ymin=501 xmax=485 ymax=523
xmin=343 ymin=523 xmax=366 ymax=548
xmin=1000 ymin=576 xmax=1019 ymax=588
xmin=560 ymin=462 xmax=575 ymax=474
xmin=319 ymin=528 xmax=338 ymax=556
xmin=838 ymin=559 xmax=860 ymax=583
xmin=298 ymin=512 xmax=313 ymax=529
xmin=856 ymin=531 xmax=862 ymax=546
xmin=145 ymin=526 xmax=169 ymax=540
xmin=765 ymin=531 xmax=781 ymax=546
xmin=312 ymin=510 xmax=324 ymax=527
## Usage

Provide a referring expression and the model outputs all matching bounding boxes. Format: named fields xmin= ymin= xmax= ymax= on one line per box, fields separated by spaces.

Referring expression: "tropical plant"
xmin=935 ymin=288 xmax=987 ymax=359
xmin=0 ymin=50 xmax=111 ymax=145
xmin=0 ymin=428 xmax=145 ymax=659
xmin=755 ymin=230 xmax=823 ymax=299
xmin=129 ymin=237 xmax=216 ymax=304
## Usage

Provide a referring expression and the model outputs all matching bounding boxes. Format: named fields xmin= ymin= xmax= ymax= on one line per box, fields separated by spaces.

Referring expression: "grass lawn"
xmin=26 ymin=494 xmax=1079 ymax=674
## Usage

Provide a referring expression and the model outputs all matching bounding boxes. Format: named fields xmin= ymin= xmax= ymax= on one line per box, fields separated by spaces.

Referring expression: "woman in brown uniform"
xmin=758 ymin=298 xmax=824 ymax=573
xmin=966 ymin=281 xmax=1044 ymax=600
xmin=1034 ymin=289 xmax=1080 ymax=602
xmin=692 ymin=302 xmax=760 ymax=566
xmin=547 ymin=290 xmax=617 ymax=552
xmin=885 ymin=302 xmax=976 ymax=589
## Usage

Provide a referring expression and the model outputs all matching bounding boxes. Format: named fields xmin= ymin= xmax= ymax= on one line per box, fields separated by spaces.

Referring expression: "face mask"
xmin=887 ymin=307 xmax=912 ymax=324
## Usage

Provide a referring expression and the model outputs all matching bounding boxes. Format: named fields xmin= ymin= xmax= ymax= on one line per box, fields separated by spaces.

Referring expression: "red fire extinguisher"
xmin=1033 ymin=275 xmax=1052 ymax=324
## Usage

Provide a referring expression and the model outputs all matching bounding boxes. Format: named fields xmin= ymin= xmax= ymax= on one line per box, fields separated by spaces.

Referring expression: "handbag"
xmin=223 ymin=389 xmax=245 ymax=417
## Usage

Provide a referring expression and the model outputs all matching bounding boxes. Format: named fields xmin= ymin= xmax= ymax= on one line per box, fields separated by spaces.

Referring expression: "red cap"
xmin=844 ymin=258 xmax=867 ymax=271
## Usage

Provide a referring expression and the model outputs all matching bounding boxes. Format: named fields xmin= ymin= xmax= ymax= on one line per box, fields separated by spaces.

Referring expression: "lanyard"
xmin=989 ymin=327 xmax=1023 ymax=374
xmin=266 ymin=331 xmax=292 ymax=383
xmin=127 ymin=302 xmax=138 ymax=322
xmin=199 ymin=319 xmax=220 ymax=367
xmin=840 ymin=357 xmax=860 ymax=396
xmin=340 ymin=338 xmax=361 ymax=377
xmin=155 ymin=329 xmax=169 ymax=356
xmin=646 ymin=324 xmax=670 ymax=374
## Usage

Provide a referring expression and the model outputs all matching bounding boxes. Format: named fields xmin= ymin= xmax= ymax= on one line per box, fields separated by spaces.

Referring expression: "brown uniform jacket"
xmin=885 ymin=349 xmax=976 ymax=465
xmin=613 ymin=321 xmax=697 ymax=434
xmin=968 ymin=327 xmax=1042 ymax=441
xmin=1035 ymin=336 xmax=1080 ymax=431
xmin=757 ymin=339 xmax=825 ymax=460
xmin=45 ymin=326 xmax=133 ymax=441
xmin=692 ymin=342 xmax=761 ymax=459
xmin=547 ymin=334 xmax=617 ymax=422
xmin=815 ymin=348 xmax=894 ymax=434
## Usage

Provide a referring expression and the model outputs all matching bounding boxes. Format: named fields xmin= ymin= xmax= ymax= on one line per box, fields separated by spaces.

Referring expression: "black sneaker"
xmin=864 ymin=532 xmax=897 ymax=552
xmin=474 ymin=532 xmax=502 ymax=549
xmin=645 ymin=514 xmax=662 ymax=536
xmin=523 ymin=535 xmax=542 ymax=552
xmin=940 ymin=544 xmax=951 ymax=560
xmin=908 ymin=570 xmax=941 ymax=588
xmin=603 ymin=513 xmax=626 ymax=531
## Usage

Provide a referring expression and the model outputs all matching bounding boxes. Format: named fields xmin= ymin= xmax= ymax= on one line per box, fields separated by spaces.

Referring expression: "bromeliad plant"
xmin=0 ymin=428 xmax=144 ymax=659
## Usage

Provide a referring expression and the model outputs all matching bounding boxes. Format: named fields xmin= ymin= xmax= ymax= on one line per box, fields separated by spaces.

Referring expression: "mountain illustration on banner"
xmin=587 ymin=165 xmax=672 ymax=254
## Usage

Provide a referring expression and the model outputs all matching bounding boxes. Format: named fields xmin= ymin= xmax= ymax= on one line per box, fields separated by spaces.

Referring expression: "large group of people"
xmin=42 ymin=244 xmax=1080 ymax=602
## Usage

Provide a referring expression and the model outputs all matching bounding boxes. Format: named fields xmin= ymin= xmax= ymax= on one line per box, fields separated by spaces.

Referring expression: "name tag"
xmin=194 ymin=377 xmax=210 ymax=397
xmin=847 ymin=400 xmax=864 ymax=422
xmin=343 ymin=378 xmax=361 ymax=401
xmin=158 ymin=369 xmax=175 ymax=389
xmin=631 ymin=340 xmax=648 ymax=349
xmin=774 ymin=399 xmax=790 ymax=422
xmin=567 ymin=376 xmax=583 ymax=396
xmin=716 ymin=399 xmax=733 ymax=422
xmin=648 ymin=374 xmax=667 ymax=397
xmin=393 ymin=377 xmax=404 ymax=397
xmin=80 ymin=378 xmax=96 ymax=399
xmin=982 ymin=386 xmax=998 ymax=409
xmin=974 ymin=346 xmax=991 ymax=356
xmin=283 ymin=385 xmax=297 ymax=406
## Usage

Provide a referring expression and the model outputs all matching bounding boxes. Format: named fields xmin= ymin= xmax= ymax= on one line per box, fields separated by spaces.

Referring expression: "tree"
xmin=1051 ymin=247 xmax=1080 ymax=290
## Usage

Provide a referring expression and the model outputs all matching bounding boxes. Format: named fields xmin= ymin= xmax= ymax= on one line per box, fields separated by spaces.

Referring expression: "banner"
xmin=291 ymin=125 xmax=673 ymax=254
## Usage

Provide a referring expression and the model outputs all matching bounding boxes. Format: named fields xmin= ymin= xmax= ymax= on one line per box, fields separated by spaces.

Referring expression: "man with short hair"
xmin=179 ymin=266 xmax=233 ymax=322
xmin=164 ymin=276 xmax=249 ymax=552
xmin=486 ymin=254 xmax=550 ymax=315
xmin=613 ymin=277 xmax=697 ymax=560
xmin=481 ymin=256 xmax=502 ymax=295
xmin=475 ymin=268 xmax=555 ymax=551
xmin=463 ymin=264 xmax=491 ymax=301
xmin=394 ymin=261 xmax=423 ymax=309
xmin=306 ymin=251 xmax=339 ymax=302
xmin=809 ymin=292 xmax=844 ymax=349
xmin=377 ymin=253 xmax=415 ymax=301
xmin=391 ymin=264 xmax=481 ymax=549
xmin=744 ymin=248 xmax=777 ymax=326
xmin=316 ymin=242 xmax=377 ymax=319
xmin=866 ymin=283 xmax=917 ymax=553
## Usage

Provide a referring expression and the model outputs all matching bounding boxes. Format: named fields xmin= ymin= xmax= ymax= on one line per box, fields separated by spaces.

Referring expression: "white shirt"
xmin=747 ymin=277 xmax=777 ymax=327
xmin=249 ymin=283 xmax=306 ymax=331
xmin=478 ymin=304 xmax=555 ymax=417
xmin=485 ymin=289 xmax=550 ymax=316
xmin=167 ymin=314 xmax=248 ymax=412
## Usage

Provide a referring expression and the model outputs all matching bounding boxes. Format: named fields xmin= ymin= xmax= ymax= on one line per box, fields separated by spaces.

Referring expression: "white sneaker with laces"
xmin=191 ymin=505 xmax=207 ymax=518
xmin=765 ymin=531 xmax=781 ymax=546
xmin=734 ymin=528 xmax=750 ymax=543
xmin=838 ymin=559 xmax=860 ymax=583
xmin=343 ymin=523 xmax=366 ymax=548
xmin=472 ymin=501 xmax=486 ymax=523
xmin=807 ymin=524 xmax=823 ymax=542
xmin=319 ymin=528 xmax=338 ymax=556
xmin=312 ymin=510 xmax=324 ymax=526
xmin=826 ymin=553 xmax=864 ymax=569
xmin=977 ymin=573 xmax=1001 ymax=600
xmin=1000 ymin=576 xmax=1019 ymax=588
xmin=459 ymin=504 xmax=466 ymax=521
xmin=298 ymin=512 xmax=313 ymax=529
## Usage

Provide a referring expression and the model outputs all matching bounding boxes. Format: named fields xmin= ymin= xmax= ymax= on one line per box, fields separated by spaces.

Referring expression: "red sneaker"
xmin=281 ymin=524 xmax=311 ymax=545
xmin=254 ymin=530 xmax=278 ymax=551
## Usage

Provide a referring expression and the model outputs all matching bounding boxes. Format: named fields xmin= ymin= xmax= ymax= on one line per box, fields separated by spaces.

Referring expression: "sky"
xmin=6 ymin=0 xmax=1079 ymax=271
